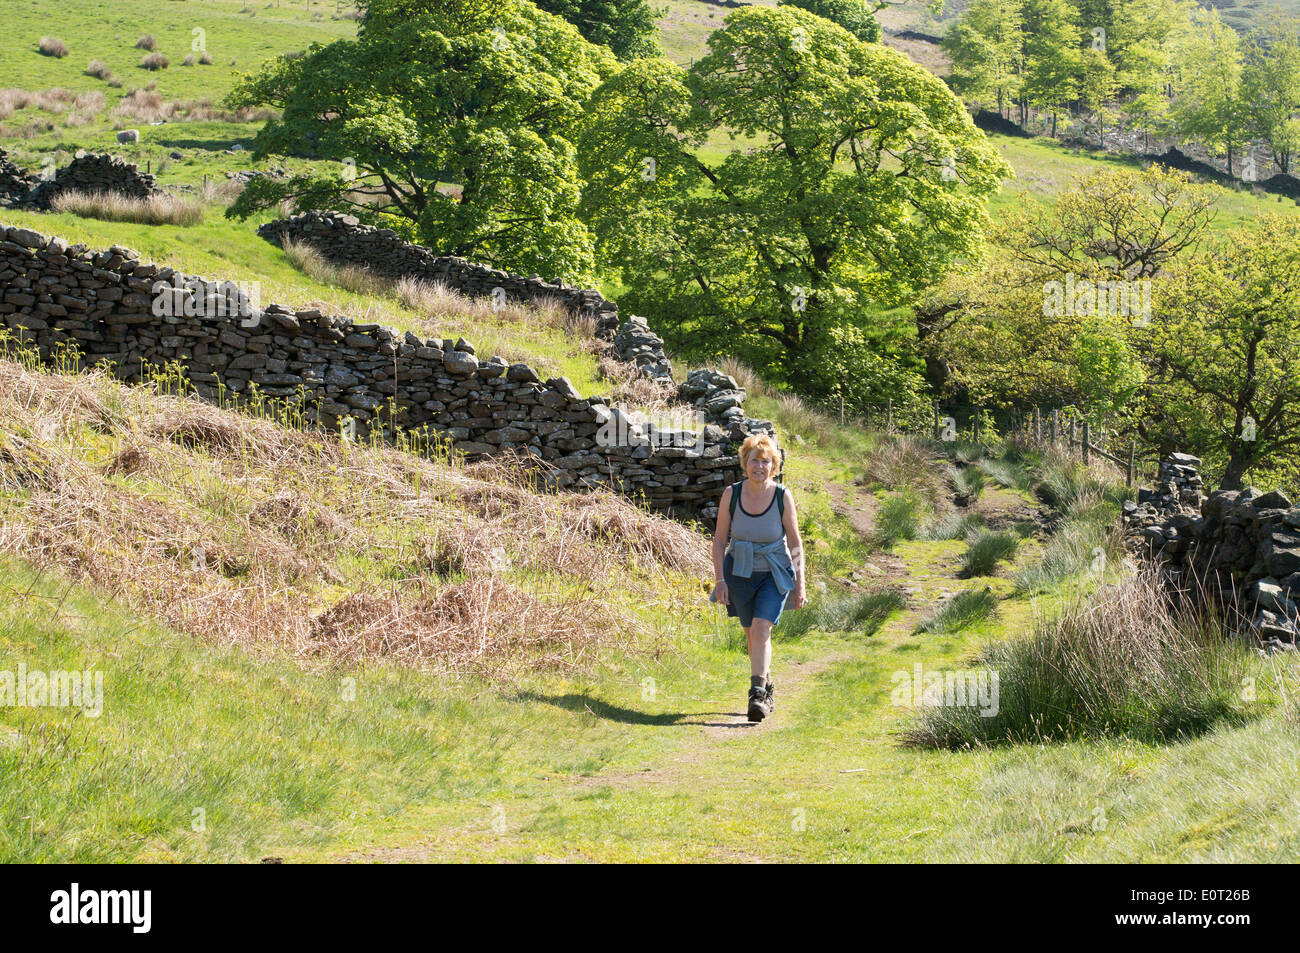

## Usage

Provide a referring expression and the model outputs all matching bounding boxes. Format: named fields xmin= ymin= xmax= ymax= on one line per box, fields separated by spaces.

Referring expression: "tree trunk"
xmin=1220 ymin=450 xmax=1252 ymax=491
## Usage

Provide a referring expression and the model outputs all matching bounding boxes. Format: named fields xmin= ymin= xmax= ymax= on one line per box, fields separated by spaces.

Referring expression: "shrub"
xmin=85 ymin=59 xmax=114 ymax=81
xmin=960 ymin=530 xmax=1019 ymax=578
xmin=199 ymin=51 xmax=213 ymax=65
xmin=140 ymin=53 xmax=170 ymax=71
xmin=39 ymin=37 xmax=69 ymax=58
xmin=50 ymin=190 xmax=203 ymax=226
xmin=914 ymin=587 xmax=997 ymax=634
xmin=135 ymin=35 xmax=157 ymax=51
xmin=182 ymin=54 xmax=196 ymax=67
xmin=904 ymin=570 xmax=1255 ymax=747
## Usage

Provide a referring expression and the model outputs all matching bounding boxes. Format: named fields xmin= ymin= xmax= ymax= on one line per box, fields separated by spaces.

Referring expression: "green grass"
xmin=959 ymin=529 xmax=1019 ymax=578
xmin=915 ymin=586 xmax=998 ymax=634
xmin=0 ymin=0 xmax=358 ymax=100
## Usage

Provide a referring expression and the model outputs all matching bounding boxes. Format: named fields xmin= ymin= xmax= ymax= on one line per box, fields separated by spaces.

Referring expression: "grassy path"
xmin=326 ymin=487 xmax=1040 ymax=862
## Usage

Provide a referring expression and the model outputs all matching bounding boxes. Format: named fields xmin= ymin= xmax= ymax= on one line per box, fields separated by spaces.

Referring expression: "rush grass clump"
xmin=904 ymin=570 xmax=1254 ymax=748
xmin=51 ymin=190 xmax=202 ymax=226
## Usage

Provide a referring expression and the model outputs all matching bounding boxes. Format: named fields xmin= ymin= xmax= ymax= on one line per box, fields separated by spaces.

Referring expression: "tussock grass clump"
xmin=949 ymin=464 xmax=986 ymax=504
xmin=904 ymin=571 xmax=1255 ymax=748
xmin=960 ymin=530 xmax=1019 ymax=578
xmin=139 ymin=52 xmax=170 ymax=71
xmin=862 ymin=434 xmax=951 ymax=512
xmin=873 ymin=490 xmax=925 ymax=549
xmin=51 ymin=190 xmax=202 ymax=226
xmin=975 ymin=455 xmax=1032 ymax=491
xmin=1015 ymin=505 xmax=1124 ymax=593
xmin=198 ymin=51 xmax=213 ymax=65
xmin=780 ymin=587 xmax=906 ymax=639
xmin=714 ymin=356 xmax=765 ymax=398
xmin=135 ymin=35 xmax=157 ymax=51
xmin=915 ymin=586 xmax=998 ymax=634
xmin=39 ymin=37 xmax=69 ymax=58
xmin=182 ymin=54 xmax=197 ymax=67
xmin=85 ymin=59 xmax=113 ymax=80
xmin=1032 ymin=448 xmax=1129 ymax=511
xmin=922 ymin=511 xmax=986 ymax=541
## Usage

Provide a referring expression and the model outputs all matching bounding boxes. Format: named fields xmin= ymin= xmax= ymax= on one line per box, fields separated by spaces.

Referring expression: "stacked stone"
xmin=257 ymin=210 xmax=617 ymax=333
xmin=0 ymin=150 xmax=39 ymax=208
xmin=21 ymin=153 xmax=159 ymax=209
xmin=0 ymin=221 xmax=774 ymax=521
xmin=612 ymin=315 xmax=673 ymax=387
xmin=678 ymin=368 xmax=751 ymax=428
xmin=1123 ymin=453 xmax=1300 ymax=649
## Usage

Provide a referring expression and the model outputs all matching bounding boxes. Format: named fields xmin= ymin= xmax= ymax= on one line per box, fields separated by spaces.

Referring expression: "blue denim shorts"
xmin=722 ymin=552 xmax=788 ymax=627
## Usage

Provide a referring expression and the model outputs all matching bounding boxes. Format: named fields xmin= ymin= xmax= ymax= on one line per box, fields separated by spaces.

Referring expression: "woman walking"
xmin=712 ymin=434 xmax=806 ymax=722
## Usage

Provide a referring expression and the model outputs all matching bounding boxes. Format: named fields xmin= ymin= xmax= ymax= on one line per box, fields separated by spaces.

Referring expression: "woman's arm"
xmin=782 ymin=490 xmax=806 ymax=609
xmin=712 ymin=485 xmax=732 ymax=598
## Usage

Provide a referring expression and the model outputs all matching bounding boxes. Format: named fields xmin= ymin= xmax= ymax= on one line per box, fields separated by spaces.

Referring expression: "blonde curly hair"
xmin=739 ymin=434 xmax=781 ymax=475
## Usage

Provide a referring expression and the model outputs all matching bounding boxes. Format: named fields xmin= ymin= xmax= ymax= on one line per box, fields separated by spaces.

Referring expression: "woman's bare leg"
xmin=747 ymin=618 xmax=773 ymax=680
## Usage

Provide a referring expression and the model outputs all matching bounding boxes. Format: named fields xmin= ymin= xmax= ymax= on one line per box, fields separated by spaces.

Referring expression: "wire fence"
xmin=807 ymin=395 xmax=1164 ymax=488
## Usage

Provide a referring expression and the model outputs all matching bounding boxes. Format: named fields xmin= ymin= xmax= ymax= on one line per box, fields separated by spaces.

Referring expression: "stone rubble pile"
xmin=0 ymin=150 xmax=39 ymax=208
xmin=1123 ymin=453 xmax=1300 ymax=650
xmin=0 ymin=221 xmax=776 ymax=521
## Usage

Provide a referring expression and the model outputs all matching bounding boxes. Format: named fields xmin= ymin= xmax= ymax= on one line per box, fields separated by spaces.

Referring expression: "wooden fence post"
xmin=1050 ymin=409 xmax=1058 ymax=445
xmin=1128 ymin=440 xmax=1136 ymax=488
xmin=886 ymin=398 xmax=893 ymax=433
xmin=1082 ymin=421 xmax=1091 ymax=465
xmin=933 ymin=401 xmax=940 ymax=440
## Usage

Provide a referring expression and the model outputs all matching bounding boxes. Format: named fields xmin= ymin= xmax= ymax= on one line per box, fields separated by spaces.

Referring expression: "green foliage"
xmin=228 ymin=0 xmax=618 ymax=283
xmin=578 ymin=6 xmax=1009 ymax=398
xmin=1139 ymin=215 xmax=1300 ymax=488
xmin=532 ymin=0 xmax=660 ymax=60
xmin=777 ymin=0 xmax=881 ymax=43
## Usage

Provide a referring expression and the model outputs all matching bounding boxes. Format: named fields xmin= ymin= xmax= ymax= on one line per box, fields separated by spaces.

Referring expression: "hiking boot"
xmin=747 ymin=685 xmax=772 ymax=722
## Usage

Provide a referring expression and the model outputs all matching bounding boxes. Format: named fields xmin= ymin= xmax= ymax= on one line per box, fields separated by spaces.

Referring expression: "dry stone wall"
xmin=0 ymin=220 xmax=771 ymax=521
xmin=1124 ymin=453 xmax=1300 ymax=651
xmin=0 ymin=153 xmax=160 ymax=210
xmin=258 ymin=211 xmax=678 ymax=387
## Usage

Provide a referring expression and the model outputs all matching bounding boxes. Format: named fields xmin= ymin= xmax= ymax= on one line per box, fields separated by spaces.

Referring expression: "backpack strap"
xmin=729 ymin=481 xmax=786 ymax=519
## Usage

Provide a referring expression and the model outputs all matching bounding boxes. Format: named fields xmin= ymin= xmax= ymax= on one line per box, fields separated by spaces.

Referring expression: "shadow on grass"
xmin=516 ymin=691 xmax=735 ymax=727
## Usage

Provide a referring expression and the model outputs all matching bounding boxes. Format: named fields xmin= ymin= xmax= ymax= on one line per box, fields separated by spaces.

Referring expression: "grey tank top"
xmin=728 ymin=482 xmax=788 ymax=574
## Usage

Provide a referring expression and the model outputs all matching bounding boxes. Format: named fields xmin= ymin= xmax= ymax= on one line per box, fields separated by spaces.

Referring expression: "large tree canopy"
xmin=226 ymin=0 xmax=617 ymax=283
xmin=578 ymin=6 xmax=1009 ymax=399
xmin=532 ymin=0 xmax=660 ymax=60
